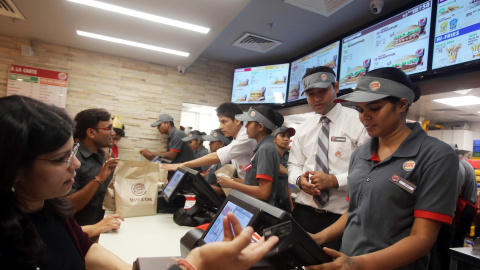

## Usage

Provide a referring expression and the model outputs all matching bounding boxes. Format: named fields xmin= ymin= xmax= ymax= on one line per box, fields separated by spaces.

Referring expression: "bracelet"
xmin=94 ymin=176 xmax=102 ymax=185
xmin=169 ymin=258 xmax=197 ymax=270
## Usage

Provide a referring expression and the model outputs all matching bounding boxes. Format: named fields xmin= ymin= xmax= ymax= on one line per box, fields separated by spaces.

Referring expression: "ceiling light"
xmin=77 ymin=30 xmax=189 ymax=57
xmin=67 ymin=0 xmax=210 ymax=34
xmin=433 ymin=95 xmax=480 ymax=107
xmin=453 ymin=89 xmax=472 ymax=95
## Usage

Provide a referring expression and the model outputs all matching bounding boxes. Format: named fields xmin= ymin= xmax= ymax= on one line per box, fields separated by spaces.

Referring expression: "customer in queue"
xmin=308 ymin=67 xmax=458 ymax=269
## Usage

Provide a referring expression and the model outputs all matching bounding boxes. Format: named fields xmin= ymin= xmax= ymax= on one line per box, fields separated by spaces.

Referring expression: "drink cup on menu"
xmin=418 ymin=18 xmax=427 ymax=34
xmin=363 ymin=58 xmax=371 ymax=72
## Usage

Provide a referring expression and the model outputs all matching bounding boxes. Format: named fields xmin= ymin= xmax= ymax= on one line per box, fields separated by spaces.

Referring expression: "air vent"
xmin=0 ymin=0 xmax=25 ymax=20
xmin=232 ymin=33 xmax=282 ymax=53
xmin=457 ymin=114 xmax=479 ymax=117
xmin=285 ymin=0 xmax=353 ymax=17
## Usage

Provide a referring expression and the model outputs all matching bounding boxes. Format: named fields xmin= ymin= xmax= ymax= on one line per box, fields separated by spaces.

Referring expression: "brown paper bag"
xmin=114 ymin=161 xmax=159 ymax=217
xmin=102 ymin=174 xmax=116 ymax=211
xmin=214 ymin=164 xmax=236 ymax=196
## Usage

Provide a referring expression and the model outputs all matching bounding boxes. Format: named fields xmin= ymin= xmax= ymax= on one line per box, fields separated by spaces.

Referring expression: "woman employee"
xmin=218 ymin=105 xmax=283 ymax=207
xmin=308 ymin=67 xmax=458 ymax=269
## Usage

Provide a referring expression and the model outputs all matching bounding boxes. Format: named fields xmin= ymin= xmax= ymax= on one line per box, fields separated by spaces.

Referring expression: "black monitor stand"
xmin=173 ymin=197 xmax=214 ymax=227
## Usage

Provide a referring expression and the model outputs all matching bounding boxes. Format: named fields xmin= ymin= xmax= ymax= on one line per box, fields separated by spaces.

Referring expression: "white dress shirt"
xmin=216 ymin=124 xmax=257 ymax=179
xmin=288 ymin=103 xmax=370 ymax=214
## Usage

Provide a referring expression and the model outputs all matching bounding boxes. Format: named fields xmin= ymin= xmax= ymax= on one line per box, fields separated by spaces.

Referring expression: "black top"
xmin=29 ymin=210 xmax=85 ymax=270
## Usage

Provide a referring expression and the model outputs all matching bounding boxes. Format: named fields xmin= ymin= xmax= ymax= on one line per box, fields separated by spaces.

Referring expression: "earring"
xmin=11 ymin=186 xmax=15 ymax=192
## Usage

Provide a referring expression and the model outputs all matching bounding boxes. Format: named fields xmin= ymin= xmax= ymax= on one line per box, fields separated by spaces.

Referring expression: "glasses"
xmin=93 ymin=125 xmax=113 ymax=131
xmin=34 ymin=143 xmax=80 ymax=167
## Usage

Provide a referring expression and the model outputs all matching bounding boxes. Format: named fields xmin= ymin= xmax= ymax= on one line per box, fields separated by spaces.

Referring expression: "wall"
xmin=0 ymin=35 xmax=235 ymax=161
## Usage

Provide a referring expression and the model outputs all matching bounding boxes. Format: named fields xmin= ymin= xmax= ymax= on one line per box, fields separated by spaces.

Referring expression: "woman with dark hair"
xmin=218 ymin=105 xmax=284 ymax=207
xmin=308 ymin=67 xmax=458 ymax=269
xmin=0 ymin=95 xmax=131 ymax=269
xmin=272 ymin=126 xmax=296 ymax=213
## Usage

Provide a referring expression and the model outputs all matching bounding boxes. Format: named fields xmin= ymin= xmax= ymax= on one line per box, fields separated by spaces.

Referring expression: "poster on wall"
xmin=7 ymin=64 xmax=69 ymax=109
xmin=432 ymin=0 xmax=480 ymax=70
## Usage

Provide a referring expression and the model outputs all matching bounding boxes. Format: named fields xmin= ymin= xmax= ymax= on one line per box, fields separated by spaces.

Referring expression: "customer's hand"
xmin=98 ymin=158 xmax=120 ymax=183
xmin=306 ymin=248 xmax=357 ymax=270
xmin=97 ymin=214 xmax=124 ymax=233
xmin=185 ymin=212 xmax=279 ymax=270
xmin=160 ymin=163 xmax=183 ymax=171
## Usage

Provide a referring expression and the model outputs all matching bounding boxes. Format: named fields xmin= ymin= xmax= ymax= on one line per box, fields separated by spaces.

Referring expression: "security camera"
xmin=177 ymin=66 xmax=186 ymax=74
xmin=370 ymin=0 xmax=384 ymax=14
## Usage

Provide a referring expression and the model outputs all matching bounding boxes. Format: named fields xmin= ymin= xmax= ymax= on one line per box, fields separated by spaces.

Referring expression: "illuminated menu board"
xmin=287 ymin=41 xmax=339 ymax=103
xmin=231 ymin=63 xmax=290 ymax=104
xmin=432 ymin=0 xmax=480 ymax=70
xmin=340 ymin=1 xmax=432 ymax=89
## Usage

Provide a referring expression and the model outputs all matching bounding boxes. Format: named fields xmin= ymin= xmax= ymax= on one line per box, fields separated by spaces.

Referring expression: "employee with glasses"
xmin=67 ymin=108 xmax=123 ymax=242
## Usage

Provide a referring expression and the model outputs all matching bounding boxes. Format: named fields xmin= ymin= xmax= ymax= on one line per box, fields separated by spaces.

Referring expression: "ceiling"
xmin=1 ymin=0 xmax=479 ymax=123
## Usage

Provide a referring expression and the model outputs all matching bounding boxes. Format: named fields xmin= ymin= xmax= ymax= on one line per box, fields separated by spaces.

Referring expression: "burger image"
xmin=341 ymin=66 xmax=366 ymax=84
xmin=323 ymin=60 xmax=336 ymax=69
xmin=248 ymin=89 xmax=262 ymax=101
xmin=288 ymin=83 xmax=300 ymax=101
xmin=235 ymin=94 xmax=247 ymax=102
xmin=391 ymin=55 xmax=420 ymax=72
xmin=393 ymin=25 xmax=421 ymax=47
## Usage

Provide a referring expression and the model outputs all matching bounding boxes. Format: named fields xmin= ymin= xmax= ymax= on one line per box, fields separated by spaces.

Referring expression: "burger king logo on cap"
xmin=369 ymin=81 xmax=381 ymax=91
xmin=321 ymin=74 xmax=327 ymax=81
xmin=189 ymin=134 xmax=192 ymax=137
xmin=250 ymin=111 xmax=256 ymax=117
xmin=213 ymin=132 xmax=217 ymax=137
xmin=403 ymin=160 xmax=415 ymax=171
xmin=131 ymin=183 xmax=147 ymax=196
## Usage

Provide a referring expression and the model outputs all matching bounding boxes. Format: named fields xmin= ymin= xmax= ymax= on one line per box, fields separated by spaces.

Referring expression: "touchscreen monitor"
xmin=161 ymin=169 xmax=186 ymax=202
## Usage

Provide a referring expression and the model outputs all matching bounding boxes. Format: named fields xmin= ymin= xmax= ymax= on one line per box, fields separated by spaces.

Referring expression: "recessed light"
xmin=77 ymin=30 xmax=189 ymax=57
xmin=433 ymin=95 xmax=480 ymax=107
xmin=67 ymin=0 xmax=210 ymax=34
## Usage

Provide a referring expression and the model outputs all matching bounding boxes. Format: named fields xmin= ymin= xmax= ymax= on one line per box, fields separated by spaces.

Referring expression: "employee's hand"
xmin=185 ymin=212 xmax=279 ymax=270
xmin=308 ymin=170 xmax=338 ymax=191
xmin=139 ymin=149 xmax=155 ymax=160
xmin=98 ymin=214 xmax=124 ymax=233
xmin=97 ymin=158 xmax=120 ymax=183
xmin=299 ymin=171 xmax=321 ymax=196
xmin=159 ymin=163 xmax=183 ymax=171
xmin=306 ymin=248 xmax=357 ymax=270
xmin=217 ymin=175 xmax=234 ymax=188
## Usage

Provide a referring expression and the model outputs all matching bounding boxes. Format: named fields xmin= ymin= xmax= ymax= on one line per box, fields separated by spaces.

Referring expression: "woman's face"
xmin=246 ymin=121 xmax=262 ymax=139
xmin=274 ymin=132 xmax=291 ymax=149
xmin=188 ymin=139 xmax=201 ymax=150
xmin=209 ymin=140 xmax=224 ymax=153
xmin=15 ymin=136 xmax=81 ymax=210
xmin=355 ymin=99 xmax=407 ymax=138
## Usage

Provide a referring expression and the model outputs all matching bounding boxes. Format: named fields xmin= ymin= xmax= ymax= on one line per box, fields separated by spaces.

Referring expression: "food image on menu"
xmin=439 ymin=5 xmax=462 ymax=16
xmin=323 ymin=55 xmax=338 ymax=69
xmin=392 ymin=55 xmax=420 ymax=72
xmin=268 ymin=92 xmax=285 ymax=102
xmin=235 ymin=79 xmax=249 ymax=87
xmin=393 ymin=25 xmax=422 ymax=47
xmin=288 ymin=83 xmax=300 ymax=101
xmin=471 ymin=44 xmax=480 ymax=58
xmin=272 ymin=76 xmax=287 ymax=84
xmin=248 ymin=87 xmax=266 ymax=102
xmin=446 ymin=43 xmax=462 ymax=63
xmin=340 ymin=66 xmax=367 ymax=85
xmin=470 ymin=0 xmax=480 ymax=8
xmin=234 ymin=94 xmax=247 ymax=102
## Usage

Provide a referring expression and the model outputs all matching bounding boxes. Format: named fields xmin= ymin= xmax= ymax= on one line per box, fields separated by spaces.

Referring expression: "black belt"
xmin=297 ymin=203 xmax=335 ymax=214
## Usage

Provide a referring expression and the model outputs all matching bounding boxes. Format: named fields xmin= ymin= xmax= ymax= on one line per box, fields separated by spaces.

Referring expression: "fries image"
xmin=471 ymin=44 xmax=480 ymax=58
xmin=446 ymin=43 xmax=462 ymax=63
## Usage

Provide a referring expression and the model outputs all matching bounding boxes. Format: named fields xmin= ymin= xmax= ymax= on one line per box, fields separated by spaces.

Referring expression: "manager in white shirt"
xmin=162 ymin=102 xmax=256 ymax=180
xmin=288 ymin=66 xmax=369 ymax=250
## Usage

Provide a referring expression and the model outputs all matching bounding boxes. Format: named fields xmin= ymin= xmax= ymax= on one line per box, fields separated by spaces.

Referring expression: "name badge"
xmin=331 ymin=136 xmax=346 ymax=142
xmin=389 ymin=174 xmax=417 ymax=194
xmin=244 ymin=163 xmax=252 ymax=172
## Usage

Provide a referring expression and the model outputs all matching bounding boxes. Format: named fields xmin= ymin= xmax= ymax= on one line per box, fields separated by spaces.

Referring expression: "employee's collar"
xmin=316 ymin=103 xmax=341 ymax=124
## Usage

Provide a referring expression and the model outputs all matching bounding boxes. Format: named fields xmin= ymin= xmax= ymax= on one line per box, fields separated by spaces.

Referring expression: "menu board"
xmin=340 ymin=1 xmax=432 ymax=89
xmin=231 ymin=63 xmax=289 ymax=104
xmin=7 ymin=64 xmax=69 ymax=109
xmin=432 ymin=0 xmax=480 ymax=70
xmin=287 ymin=41 xmax=339 ymax=103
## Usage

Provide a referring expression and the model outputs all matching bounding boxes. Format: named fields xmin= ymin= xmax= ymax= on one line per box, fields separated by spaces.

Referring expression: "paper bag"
xmin=214 ymin=164 xmax=236 ymax=196
xmin=102 ymin=174 xmax=116 ymax=211
xmin=114 ymin=160 xmax=160 ymax=217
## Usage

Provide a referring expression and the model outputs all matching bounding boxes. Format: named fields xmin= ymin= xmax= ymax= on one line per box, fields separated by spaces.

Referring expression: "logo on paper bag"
xmin=131 ymin=183 xmax=147 ymax=196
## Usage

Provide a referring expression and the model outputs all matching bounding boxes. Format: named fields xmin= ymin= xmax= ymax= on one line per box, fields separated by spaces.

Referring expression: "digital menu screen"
xmin=287 ymin=41 xmax=340 ymax=103
xmin=340 ymin=1 xmax=432 ymax=89
xmin=432 ymin=0 xmax=480 ymax=70
xmin=231 ymin=63 xmax=290 ymax=104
